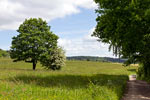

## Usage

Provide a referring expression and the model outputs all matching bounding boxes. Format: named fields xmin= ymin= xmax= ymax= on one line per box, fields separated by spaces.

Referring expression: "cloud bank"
xmin=0 ymin=0 xmax=97 ymax=30
xmin=58 ymin=28 xmax=113 ymax=57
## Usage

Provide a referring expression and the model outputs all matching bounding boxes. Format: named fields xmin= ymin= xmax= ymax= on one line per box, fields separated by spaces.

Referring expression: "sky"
xmin=0 ymin=0 xmax=114 ymax=57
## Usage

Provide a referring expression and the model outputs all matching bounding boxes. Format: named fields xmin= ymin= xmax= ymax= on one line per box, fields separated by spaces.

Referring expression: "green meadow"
xmin=0 ymin=58 xmax=137 ymax=100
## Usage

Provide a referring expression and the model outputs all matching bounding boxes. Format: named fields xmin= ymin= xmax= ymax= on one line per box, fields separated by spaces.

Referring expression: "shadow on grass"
xmin=127 ymin=69 xmax=136 ymax=72
xmin=7 ymin=74 xmax=129 ymax=99
xmin=8 ymin=74 xmax=128 ymax=89
xmin=0 ymin=68 xmax=43 ymax=71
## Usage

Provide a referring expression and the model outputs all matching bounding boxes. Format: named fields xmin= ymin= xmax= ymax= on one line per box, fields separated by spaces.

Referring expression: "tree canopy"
xmin=10 ymin=18 xmax=60 ymax=70
xmin=92 ymin=0 xmax=150 ymax=77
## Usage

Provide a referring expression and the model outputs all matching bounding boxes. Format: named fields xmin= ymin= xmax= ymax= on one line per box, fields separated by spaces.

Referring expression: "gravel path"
xmin=121 ymin=75 xmax=150 ymax=100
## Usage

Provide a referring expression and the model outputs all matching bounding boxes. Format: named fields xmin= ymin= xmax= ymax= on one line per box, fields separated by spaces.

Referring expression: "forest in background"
xmin=0 ymin=49 xmax=9 ymax=58
xmin=67 ymin=56 xmax=127 ymax=63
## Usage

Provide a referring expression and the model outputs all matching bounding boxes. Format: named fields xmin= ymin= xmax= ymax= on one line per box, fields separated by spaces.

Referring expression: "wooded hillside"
xmin=0 ymin=49 xmax=9 ymax=58
xmin=67 ymin=56 xmax=127 ymax=63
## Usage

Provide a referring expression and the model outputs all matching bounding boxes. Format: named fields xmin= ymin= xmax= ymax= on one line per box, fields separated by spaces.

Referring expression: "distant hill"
xmin=0 ymin=49 xmax=9 ymax=58
xmin=67 ymin=56 xmax=127 ymax=63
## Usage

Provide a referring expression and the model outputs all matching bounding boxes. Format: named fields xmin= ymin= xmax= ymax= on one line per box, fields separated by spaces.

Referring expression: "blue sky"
xmin=0 ymin=0 xmax=114 ymax=57
xmin=49 ymin=8 xmax=96 ymax=39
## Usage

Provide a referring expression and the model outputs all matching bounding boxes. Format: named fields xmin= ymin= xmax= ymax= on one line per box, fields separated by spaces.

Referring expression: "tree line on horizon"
xmin=0 ymin=49 xmax=9 ymax=58
xmin=67 ymin=56 xmax=127 ymax=63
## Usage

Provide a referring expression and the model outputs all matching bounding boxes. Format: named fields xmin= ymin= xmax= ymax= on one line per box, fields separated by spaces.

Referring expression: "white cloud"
xmin=0 ymin=0 xmax=97 ymax=30
xmin=58 ymin=28 xmax=114 ymax=57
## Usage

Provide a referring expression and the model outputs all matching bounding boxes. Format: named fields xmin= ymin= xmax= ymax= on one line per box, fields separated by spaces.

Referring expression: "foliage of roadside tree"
xmin=92 ymin=0 xmax=150 ymax=77
xmin=10 ymin=18 xmax=65 ymax=70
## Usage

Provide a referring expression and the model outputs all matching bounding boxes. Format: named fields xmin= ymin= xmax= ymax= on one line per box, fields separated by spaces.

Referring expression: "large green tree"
xmin=92 ymin=0 xmax=150 ymax=77
xmin=10 ymin=18 xmax=58 ymax=70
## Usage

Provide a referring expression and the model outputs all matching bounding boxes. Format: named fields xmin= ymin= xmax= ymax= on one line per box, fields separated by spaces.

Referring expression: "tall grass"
xmin=0 ymin=58 xmax=137 ymax=100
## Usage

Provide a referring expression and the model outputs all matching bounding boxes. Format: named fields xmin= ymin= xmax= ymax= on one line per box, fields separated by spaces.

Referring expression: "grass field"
xmin=0 ymin=58 xmax=137 ymax=100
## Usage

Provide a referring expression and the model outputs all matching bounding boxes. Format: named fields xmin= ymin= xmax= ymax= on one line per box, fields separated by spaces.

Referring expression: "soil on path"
xmin=121 ymin=75 xmax=150 ymax=100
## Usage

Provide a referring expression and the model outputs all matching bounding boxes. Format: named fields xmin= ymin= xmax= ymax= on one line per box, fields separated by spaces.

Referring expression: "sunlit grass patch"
xmin=0 ymin=58 xmax=137 ymax=100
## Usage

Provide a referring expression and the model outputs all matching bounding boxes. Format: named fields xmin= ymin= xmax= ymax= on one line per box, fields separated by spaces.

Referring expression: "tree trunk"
xmin=144 ymin=66 xmax=147 ymax=77
xmin=32 ymin=60 xmax=37 ymax=70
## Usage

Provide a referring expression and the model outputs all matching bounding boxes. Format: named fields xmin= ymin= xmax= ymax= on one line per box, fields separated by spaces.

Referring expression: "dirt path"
xmin=121 ymin=75 xmax=150 ymax=100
